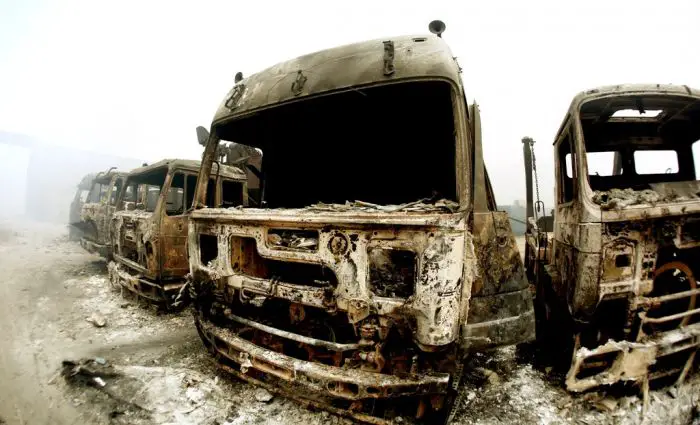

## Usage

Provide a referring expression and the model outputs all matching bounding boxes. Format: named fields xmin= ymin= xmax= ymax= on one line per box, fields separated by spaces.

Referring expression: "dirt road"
xmin=0 ymin=220 xmax=697 ymax=425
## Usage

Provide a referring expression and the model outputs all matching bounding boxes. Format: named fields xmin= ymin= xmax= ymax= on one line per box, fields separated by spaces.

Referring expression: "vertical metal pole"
xmin=522 ymin=137 xmax=534 ymax=220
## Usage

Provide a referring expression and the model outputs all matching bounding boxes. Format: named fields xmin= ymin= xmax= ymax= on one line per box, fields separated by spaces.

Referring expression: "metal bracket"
xmin=291 ymin=70 xmax=307 ymax=96
xmin=225 ymin=84 xmax=245 ymax=110
xmin=383 ymin=41 xmax=395 ymax=76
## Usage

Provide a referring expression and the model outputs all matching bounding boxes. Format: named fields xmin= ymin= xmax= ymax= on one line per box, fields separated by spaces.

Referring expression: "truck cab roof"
xmin=212 ymin=34 xmax=462 ymax=125
xmin=128 ymin=158 xmax=246 ymax=181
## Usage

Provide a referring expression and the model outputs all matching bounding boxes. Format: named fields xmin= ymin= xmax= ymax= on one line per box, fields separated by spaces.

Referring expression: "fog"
xmin=1 ymin=0 xmax=699 ymax=221
xmin=0 ymin=131 xmax=143 ymax=222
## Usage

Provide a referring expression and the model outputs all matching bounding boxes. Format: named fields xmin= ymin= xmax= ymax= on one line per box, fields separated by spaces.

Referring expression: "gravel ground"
xmin=0 ymin=220 xmax=698 ymax=425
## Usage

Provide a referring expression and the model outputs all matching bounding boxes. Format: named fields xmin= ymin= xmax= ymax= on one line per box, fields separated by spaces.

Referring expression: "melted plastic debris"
xmin=266 ymin=230 xmax=318 ymax=250
xmin=592 ymin=189 xmax=663 ymax=210
xmin=309 ymin=198 xmax=460 ymax=213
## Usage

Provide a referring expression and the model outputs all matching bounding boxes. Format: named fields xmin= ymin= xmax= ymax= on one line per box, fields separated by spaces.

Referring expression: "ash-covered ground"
xmin=0 ymin=221 xmax=698 ymax=425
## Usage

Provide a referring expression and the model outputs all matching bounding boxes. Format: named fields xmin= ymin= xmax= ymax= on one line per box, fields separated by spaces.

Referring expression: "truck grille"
xmin=230 ymin=236 xmax=338 ymax=287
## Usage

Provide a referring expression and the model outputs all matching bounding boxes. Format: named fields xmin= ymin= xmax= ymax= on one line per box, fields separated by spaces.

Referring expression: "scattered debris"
xmin=476 ymin=367 xmax=501 ymax=387
xmin=667 ymin=387 xmax=678 ymax=399
xmin=267 ymin=229 xmax=318 ymax=250
xmin=186 ymin=386 xmax=207 ymax=405
xmin=61 ymin=359 xmax=119 ymax=388
xmin=595 ymin=397 xmax=619 ymax=413
xmin=309 ymin=198 xmax=460 ymax=213
xmin=592 ymin=188 xmax=663 ymax=210
xmin=254 ymin=388 xmax=273 ymax=403
xmin=86 ymin=312 xmax=107 ymax=327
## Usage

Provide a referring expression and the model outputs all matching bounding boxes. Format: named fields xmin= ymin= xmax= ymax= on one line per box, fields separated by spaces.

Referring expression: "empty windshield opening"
xmin=121 ymin=168 xmax=168 ymax=212
xmin=580 ymin=95 xmax=700 ymax=192
xmin=215 ymin=81 xmax=457 ymax=208
xmin=87 ymin=178 xmax=110 ymax=203
xmin=110 ymin=178 xmax=123 ymax=206
xmin=222 ymin=180 xmax=244 ymax=207
xmin=166 ymin=173 xmax=185 ymax=215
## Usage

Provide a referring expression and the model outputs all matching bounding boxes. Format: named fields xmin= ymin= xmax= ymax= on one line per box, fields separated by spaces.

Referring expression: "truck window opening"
xmin=579 ymin=95 xmax=700 ymax=192
xmin=215 ymin=81 xmax=457 ymax=208
xmin=586 ymin=151 xmax=618 ymax=177
xmin=634 ymin=150 xmax=679 ymax=175
xmin=558 ymin=131 xmax=575 ymax=203
xmin=122 ymin=168 xmax=167 ymax=212
xmin=166 ymin=173 xmax=185 ymax=216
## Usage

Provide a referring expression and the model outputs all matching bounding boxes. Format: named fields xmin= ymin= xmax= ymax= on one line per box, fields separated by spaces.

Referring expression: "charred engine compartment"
xmin=566 ymin=215 xmax=700 ymax=392
xmin=190 ymin=218 xmax=467 ymax=423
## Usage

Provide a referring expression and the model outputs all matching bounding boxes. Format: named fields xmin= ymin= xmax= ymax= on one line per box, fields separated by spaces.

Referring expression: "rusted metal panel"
xmin=465 ymin=211 xmax=536 ymax=350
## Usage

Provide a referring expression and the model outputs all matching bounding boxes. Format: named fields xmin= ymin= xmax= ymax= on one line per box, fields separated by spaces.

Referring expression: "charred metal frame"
xmin=188 ymin=34 xmax=535 ymax=423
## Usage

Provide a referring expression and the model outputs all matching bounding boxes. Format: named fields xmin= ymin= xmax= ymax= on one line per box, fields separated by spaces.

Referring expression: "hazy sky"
xmin=1 ymin=0 xmax=699 ymax=206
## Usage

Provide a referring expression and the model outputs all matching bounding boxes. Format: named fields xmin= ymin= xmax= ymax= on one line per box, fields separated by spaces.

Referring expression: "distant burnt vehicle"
xmin=79 ymin=168 xmax=127 ymax=257
xmin=69 ymin=172 xmax=97 ymax=241
xmin=108 ymin=159 xmax=246 ymax=308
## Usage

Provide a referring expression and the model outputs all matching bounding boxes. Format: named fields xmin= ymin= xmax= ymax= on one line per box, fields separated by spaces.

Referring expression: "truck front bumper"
xmin=194 ymin=314 xmax=450 ymax=400
xmin=566 ymin=322 xmax=700 ymax=392
xmin=107 ymin=261 xmax=183 ymax=306
xmin=80 ymin=237 xmax=109 ymax=258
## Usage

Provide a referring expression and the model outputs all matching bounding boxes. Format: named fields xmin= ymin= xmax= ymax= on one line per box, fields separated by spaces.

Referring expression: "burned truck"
xmin=523 ymin=84 xmax=700 ymax=394
xmin=79 ymin=168 xmax=127 ymax=257
xmin=109 ymin=159 xmax=246 ymax=307
xmin=187 ymin=23 xmax=535 ymax=423
xmin=69 ymin=172 xmax=97 ymax=241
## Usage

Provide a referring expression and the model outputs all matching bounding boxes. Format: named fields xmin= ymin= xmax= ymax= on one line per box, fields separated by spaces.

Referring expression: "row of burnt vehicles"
xmin=74 ymin=159 xmax=247 ymax=306
xmin=70 ymin=22 xmax=699 ymax=424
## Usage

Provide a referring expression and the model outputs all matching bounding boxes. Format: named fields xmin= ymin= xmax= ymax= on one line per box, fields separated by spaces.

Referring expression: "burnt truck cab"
xmin=108 ymin=159 xmax=247 ymax=306
xmin=526 ymin=84 xmax=700 ymax=392
xmin=188 ymin=30 xmax=534 ymax=423
xmin=69 ymin=172 xmax=97 ymax=241
xmin=79 ymin=168 xmax=127 ymax=257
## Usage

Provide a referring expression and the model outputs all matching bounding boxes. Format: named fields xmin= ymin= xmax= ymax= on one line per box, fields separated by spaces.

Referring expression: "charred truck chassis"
xmin=109 ymin=159 xmax=247 ymax=308
xmin=524 ymin=85 xmax=700 ymax=395
xmin=188 ymin=26 xmax=535 ymax=424
xmin=79 ymin=168 xmax=126 ymax=258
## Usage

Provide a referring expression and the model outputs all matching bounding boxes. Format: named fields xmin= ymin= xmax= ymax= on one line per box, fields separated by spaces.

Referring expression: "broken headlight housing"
xmin=368 ymin=247 xmax=416 ymax=298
